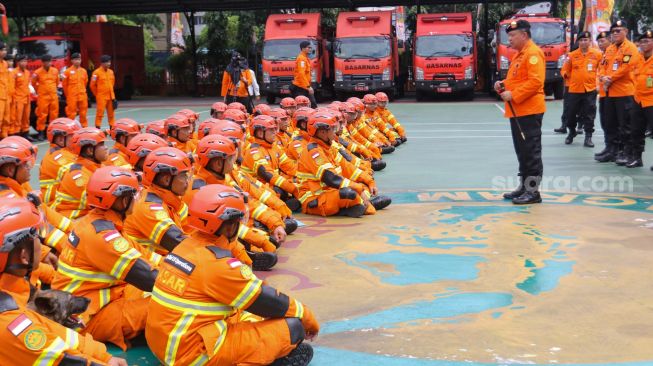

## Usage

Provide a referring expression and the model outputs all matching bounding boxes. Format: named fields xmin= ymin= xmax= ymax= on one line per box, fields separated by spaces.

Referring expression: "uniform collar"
xmin=0 ymin=273 xmax=31 ymax=307
xmin=74 ymin=156 xmax=101 ymax=172
xmin=196 ymin=167 xmax=224 ymax=185
xmin=191 ymin=231 xmax=230 ymax=250
xmin=0 ymin=176 xmax=26 ymax=197
xmin=148 ymin=185 xmax=184 ymax=212
xmin=92 ymin=209 xmax=125 ymax=231
xmin=253 ymin=138 xmax=273 ymax=149
xmin=309 ymin=137 xmax=331 ymax=149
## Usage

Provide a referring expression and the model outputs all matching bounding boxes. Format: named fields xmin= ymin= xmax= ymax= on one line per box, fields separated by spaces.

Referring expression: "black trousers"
xmin=566 ymin=91 xmax=597 ymax=134
xmin=560 ymin=87 xmax=570 ymax=127
xmin=225 ymin=95 xmax=253 ymax=114
xmin=290 ymin=84 xmax=318 ymax=108
xmin=510 ymin=113 xmax=544 ymax=180
xmin=629 ymin=102 xmax=653 ymax=154
xmin=604 ymin=95 xmax=634 ymax=148
xmin=598 ymin=97 xmax=607 ymax=145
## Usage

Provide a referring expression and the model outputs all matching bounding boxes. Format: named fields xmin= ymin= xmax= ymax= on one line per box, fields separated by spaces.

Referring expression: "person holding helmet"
xmin=52 ymin=166 xmax=157 ymax=351
xmin=39 ymin=118 xmax=81 ymax=205
xmin=106 ymin=118 xmax=142 ymax=169
xmin=31 ymin=54 xmax=59 ymax=141
xmin=52 ymin=128 xmax=109 ymax=219
xmin=11 ymin=54 xmax=31 ymax=137
xmin=280 ymin=97 xmax=298 ymax=118
xmin=210 ymin=101 xmax=228 ymax=119
xmin=166 ymin=113 xmax=196 ymax=153
xmin=124 ymin=133 xmax=170 ymax=173
xmin=145 ymin=119 xmax=168 ymax=139
xmin=146 ymin=184 xmax=318 ymax=366
xmin=375 ymin=91 xmax=407 ymax=142
xmin=362 ymin=94 xmax=398 ymax=147
xmin=0 ymin=197 xmax=127 ymax=366
xmin=90 ymin=54 xmax=116 ymax=128
xmin=62 ymin=52 xmax=89 ymax=127
xmin=242 ymin=115 xmax=301 ymax=211
xmin=123 ymin=147 xmax=192 ymax=263
xmin=346 ymin=97 xmax=386 ymax=157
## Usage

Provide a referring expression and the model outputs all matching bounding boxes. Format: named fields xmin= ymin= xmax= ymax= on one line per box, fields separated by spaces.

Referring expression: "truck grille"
xmin=343 ymin=74 xmax=382 ymax=81
xmin=270 ymin=76 xmax=293 ymax=83
xmin=546 ymin=61 xmax=557 ymax=69
xmin=432 ymin=73 xmax=456 ymax=81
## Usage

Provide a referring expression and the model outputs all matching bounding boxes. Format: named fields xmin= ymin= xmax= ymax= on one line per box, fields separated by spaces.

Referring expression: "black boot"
xmin=615 ymin=148 xmax=630 ymax=166
xmin=370 ymin=195 xmax=392 ymax=210
xmin=626 ymin=152 xmax=643 ymax=168
xmin=381 ymin=146 xmax=395 ymax=154
xmin=596 ymin=145 xmax=616 ymax=162
xmin=285 ymin=198 xmax=301 ymax=213
xmin=512 ymin=191 xmax=542 ymax=204
xmin=594 ymin=145 xmax=611 ymax=157
xmin=271 ymin=343 xmax=314 ymax=366
xmin=246 ymin=250 xmax=278 ymax=271
xmin=565 ymin=130 xmax=577 ymax=145
xmin=584 ymin=134 xmax=594 ymax=148
xmin=646 ymin=129 xmax=652 ymax=138
xmin=21 ymin=132 xmax=37 ymax=143
xmin=371 ymin=159 xmax=386 ymax=171
xmin=401 ymin=136 xmax=407 ymax=143
xmin=252 ymin=220 xmax=268 ymax=233
xmin=576 ymin=127 xmax=584 ymax=135
xmin=554 ymin=125 xmax=566 ymax=133
xmin=284 ymin=218 xmax=298 ymax=235
xmin=503 ymin=177 xmax=525 ymax=200
xmin=338 ymin=204 xmax=366 ymax=218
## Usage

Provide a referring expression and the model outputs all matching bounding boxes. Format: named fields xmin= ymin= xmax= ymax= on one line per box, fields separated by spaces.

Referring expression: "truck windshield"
xmin=18 ymin=39 xmax=67 ymax=60
xmin=499 ymin=22 xmax=565 ymax=46
xmin=263 ymin=39 xmax=317 ymax=61
xmin=334 ymin=37 xmax=391 ymax=59
xmin=416 ymin=34 xmax=473 ymax=57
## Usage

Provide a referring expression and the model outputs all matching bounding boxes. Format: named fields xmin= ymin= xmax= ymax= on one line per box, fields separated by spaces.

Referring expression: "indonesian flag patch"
xmin=103 ymin=230 xmax=121 ymax=242
xmin=7 ymin=314 xmax=32 ymax=336
xmin=53 ymin=153 xmax=62 ymax=161
xmin=227 ymin=258 xmax=243 ymax=268
xmin=149 ymin=204 xmax=164 ymax=211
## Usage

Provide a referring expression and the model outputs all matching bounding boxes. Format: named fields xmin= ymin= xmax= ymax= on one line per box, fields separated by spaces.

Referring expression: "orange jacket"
xmin=104 ymin=144 xmax=132 ymax=169
xmin=363 ymin=110 xmax=395 ymax=143
xmin=90 ymin=67 xmax=115 ymax=100
xmin=232 ymin=165 xmax=292 ymax=218
xmin=0 ymin=60 xmax=9 ymax=100
xmin=376 ymin=107 xmax=406 ymax=137
xmin=241 ymin=140 xmax=298 ymax=196
xmin=332 ymin=140 xmax=373 ymax=175
xmin=62 ymin=65 xmax=88 ymax=100
xmin=561 ymin=48 xmax=602 ymax=93
xmin=51 ymin=157 xmax=100 ymax=219
xmin=31 ymin=66 xmax=59 ymax=98
xmin=12 ymin=67 xmax=31 ymax=104
xmin=170 ymin=137 xmax=198 ymax=154
xmin=634 ymin=54 xmax=653 ymax=107
xmin=343 ymin=125 xmax=381 ymax=159
xmin=0 ymin=274 xmax=113 ymax=365
xmin=145 ymin=232 xmax=317 ymax=366
xmin=351 ymin=116 xmax=385 ymax=146
xmin=221 ymin=70 xmax=253 ymax=98
xmin=598 ymin=49 xmax=609 ymax=98
xmin=293 ymin=52 xmax=311 ymax=89
xmin=339 ymin=130 xmax=375 ymax=160
xmin=600 ymin=39 xmax=639 ymax=97
xmin=503 ymin=39 xmax=546 ymax=118
xmin=40 ymin=146 xmax=77 ymax=205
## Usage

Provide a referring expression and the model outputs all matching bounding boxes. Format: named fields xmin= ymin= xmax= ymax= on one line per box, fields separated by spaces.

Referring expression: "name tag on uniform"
xmin=587 ymin=63 xmax=593 ymax=71
xmin=612 ymin=62 xmax=619 ymax=71
xmin=647 ymin=76 xmax=653 ymax=88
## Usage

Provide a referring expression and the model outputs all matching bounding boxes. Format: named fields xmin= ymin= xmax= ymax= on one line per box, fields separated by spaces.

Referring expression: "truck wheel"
xmin=463 ymin=90 xmax=475 ymax=101
xmin=553 ymin=81 xmax=564 ymax=100
xmin=266 ymin=94 xmax=276 ymax=104
xmin=416 ymin=90 xmax=426 ymax=102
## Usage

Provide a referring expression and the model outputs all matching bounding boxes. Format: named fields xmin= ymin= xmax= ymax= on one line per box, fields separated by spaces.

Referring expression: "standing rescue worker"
xmin=629 ymin=30 xmax=653 ymax=168
xmin=145 ymin=184 xmax=318 ymax=366
xmin=560 ymin=31 xmax=602 ymax=147
xmin=11 ymin=54 xmax=31 ymax=138
xmin=494 ymin=19 xmax=545 ymax=205
xmin=90 ymin=55 xmax=116 ymax=128
xmin=62 ymin=53 xmax=89 ymax=127
xmin=221 ymin=52 xmax=254 ymax=113
xmin=291 ymin=41 xmax=318 ymax=108
xmin=0 ymin=42 xmax=8 ymax=139
xmin=594 ymin=31 xmax=613 ymax=161
xmin=32 ymin=55 xmax=59 ymax=141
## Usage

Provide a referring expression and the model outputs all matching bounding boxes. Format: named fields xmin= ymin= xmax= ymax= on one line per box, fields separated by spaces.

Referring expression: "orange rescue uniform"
xmin=90 ymin=67 xmax=115 ymax=128
xmin=503 ymin=39 xmax=546 ymax=118
xmin=51 ymin=158 xmax=100 ymax=219
xmin=600 ymin=39 xmax=639 ymax=97
xmin=32 ymin=66 xmax=60 ymax=132
xmin=561 ymin=48 xmax=602 ymax=93
xmin=40 ymin=145 xmax=76 ymax=206
xmin=221 ymin=70 xmax=253 ymax=98
xmin=11 ymin=67 xmax=31 ymax=135
xmin=293 ymin=52 xmax=311 ymax=89
xmin=62 ymin=66 xmax=89 ymax=127
xmin=0 ymin=59 xmax=9 ymax=138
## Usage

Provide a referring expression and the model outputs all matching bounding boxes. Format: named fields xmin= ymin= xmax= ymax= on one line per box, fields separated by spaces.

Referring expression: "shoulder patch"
xmin=0 ymin=291 xmax=19 ymax=313
xmin=529 ymin=55 xmax=539 ymax=65
xmin=109 ymin=148 xmax=119 ymax=154
xmin=67 ymin=231 xmax=80 ymax=247
xmin=206 ymin=246 xmax=232 ymax=259
xmin=7 ymin=313 xmax=31 ymax=336
xmin=24 ymin=328 xmax=47 ymax=350
xmin=307 ymin=142 xmax=318 ymax=150
xmin=0 ymin=184 xmax=8 ymax=191
xmin=292 ymin=136 xmax=303 ymax=141
xmin=48 ymin=146 xmax=61 ymax=154
xmin=250 ymin=143 xmax=260 ymax=148
xmin=91 ymin=219 xmax=115 ymax=233
xmin=145 ymin=192 xmax=163 ymax=204
xmin=164 ymin=253 xmax=196 ymax=275
xmin=623 ymin=55 xmax=631 ymax=63
xmin=69 ymin=164 xmax=82 ymax=171
xmin=192 ymin=179 xmax=207 ymax=191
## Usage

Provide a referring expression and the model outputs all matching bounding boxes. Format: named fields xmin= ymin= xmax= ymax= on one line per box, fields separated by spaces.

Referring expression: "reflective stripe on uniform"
xmin=64 ymin=327 xmax=80 ymax=349
xmin=109 ymin=248 xmax=141 ymax=279
xmin=151 ymin=287 xmax=234 ymax=316
xmin=57 ymin=261 xmax=118 ymax=284
xmin=34 ymin=336 xmax=67 ymax=366
xmin=149 ymin=218 xmax=174 ymax=244
xmin=294 ymin=299 xmax=305 ymax=319
xmin=164 ymin=313 xmax=196 ymax=366
xmin=230 ymin=278 xmax=263 ymax=309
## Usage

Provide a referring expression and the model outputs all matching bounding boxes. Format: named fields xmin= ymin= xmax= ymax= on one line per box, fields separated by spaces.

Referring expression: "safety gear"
xmin=267 ymin=108 xmax=289 ymax=124
xmin=125 ymin=133 xmax=170 ymax=167
xmin=110 ymin=118 xmax=141 ymax=140
xmin=197 ymin=134 xmax=238 ymax=168
xmin=293 ymin=107 xmax=313 ymax=131
xmin=142 ymin=147 xmax=192 ymax=187
xmin=210 ymin=120 xmax=246 ymax=144
xmin=0 ymin=197 xmax=41 ymax=273
xmin=86 ymin=166 xmax=140 ymax=210
xmin=375 ymin=92 xmax=389 ymax=103
xmin=211 ymin=102 xmax=228 ymax=117
xmin=69 ymin=127 xmax=106 ymax=156
xmin=176 ymin=108 xmax=199 ymax=123
xmin=224 ymin=109 xmax=248 ymax=125
xmin=307 ymin=112 xmax=338 ymax=137
xmin=62 ymin=64 xmax=89 ymax=126
xmin=187 ymin=184 xmax=248 ymax=235
xmin=0 ymin=137 xmax=37 ymax=167
xmin=502 ymin=40 xmax=546 ymax=117
xmin=280 ymin=97 xmax=297 ymax=108
xmin=295 ymin=95 xmax=311 ymax=107
xmin=90 ymin=67 xmax=116 ymax=127
xmin=11 ymin=67 xmax=31 ymax=134
xmin=293 ymin=52 xmax=311 ymax=89
xmin=32 ymin=66 xmax=59 ymax=132
xmin=47 ymin=117 xmax=81 ymax=144
xmin=228 ymin=102 xmax=247 ymax=113
xmin=197 ymin=118 xmax=223 ymax=139
xmin=252 ymin=115 xmax=278 ymax=132
xmin=145 ymin=120 xmax=168 ymax=139
xmin=166 ymin=114 xmax=192 ymax=133
xmin=254 ymin=103 xmax=271 ymax=116
xmin=362 ymin=94 xmax=377 ymax=105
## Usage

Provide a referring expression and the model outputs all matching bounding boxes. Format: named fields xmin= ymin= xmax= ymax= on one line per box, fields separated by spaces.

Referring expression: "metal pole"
xmin=483 ymin=0 xmax=490 ymax=93
xmin=570 ymin=0 xmax=576 ymax=48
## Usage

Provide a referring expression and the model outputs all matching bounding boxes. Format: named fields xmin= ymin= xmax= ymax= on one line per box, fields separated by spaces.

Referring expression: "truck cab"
xmin=493 ymin=14 xmax=567 ymax=99
xmin=333 ymin=11 xmax=400 ymax=98
xmin=413 ymin=13 xmax=477 ymax=100
xmin=18 ymin=35 xmax=83 ymax=73
xmin=261 ymin=13 xmax=331 ymax=104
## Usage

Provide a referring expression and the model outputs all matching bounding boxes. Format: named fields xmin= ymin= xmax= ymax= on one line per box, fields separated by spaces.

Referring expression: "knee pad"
xmin=339 ymin=187 xmax=358 ymax=200
xmin=285 ymin=317 xmax=306 ymax=345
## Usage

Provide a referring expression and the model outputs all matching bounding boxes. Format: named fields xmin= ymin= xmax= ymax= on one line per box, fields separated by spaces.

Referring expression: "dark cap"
xmin=596 ymin=31 xmax=609 ymax=40
xmin=610 ymin=19 xmax=627 ymax=30
xmin=506 ymin=19 xmax=531 ymax=33
xmin=71 ymin=52 xmax=81 ymax=59
xmin=41 ymin=54 xmax=52 ymax=62
xmin=638 ymin=29 xmax=653 ymax=41
xmin=100 ymin=54 xmax=111 ymax=63
xmin=577 ymin=31 xmax=591 ymax=40
xmin=15 ymin=54 xmax=27 ymax=62
xmin=299 ymin=41 xmax=311 ymax=50
xmin=0 ymin=41 xmax=5 ymax=50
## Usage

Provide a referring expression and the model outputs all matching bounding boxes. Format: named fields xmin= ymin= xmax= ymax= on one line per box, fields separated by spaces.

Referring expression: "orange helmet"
xmin=223 ymin=109 xmax=248 ymax=125
xmin=0 ymin=197 xmax=42 ymax=273
xmin=110 ymin=118 xmax=141 ymax=140
xmin=177 ymin=109 xmax=199 ymax=122
xmin=347 ymin=97 xmax=365 ymax=112
xmin=165 ymin=114 xmax=192 ymax=133
xmin=251 ymin=115 xmax=277 ymax=133
xmin=363 ymin=94 xmax=377 ymax=105
xmin=197 ymin=118 xmax=222 ymax=140
xmin=197 ymin=135 xmax=237 ymax=168
xmin=125 ymin=133 xmax=170 ymax=167
xmin=0 ymin=137 xmax=37 ymax=167
xmin=211 ymin=102 xmax=228 ymax=115
xmin=375 ymin=92 xmax=389 ymax=103
xmin=342 ymin=102 xmax=356 ymax=114
xmin=295 ymin=95 xmax=310 ymax=107
xmin=293 ymin=107 xmax=314 ymax=130
xmin=227 ymin=102 xmax=247 ymax=113
xmin=280 ymin=97 xmax=297 ymax=108
xmin=145 ymin=120 xmax=168 ymax=138
xmin=70 ymin=128 xmax=107 ymax=155
xmin=267 ymin=108 xmax=289 ymax=124
xmin=87 ymin=166 xmax=139 ymax=210
xmin=47 ymin=117 xmax=81 ymax=143
xmin=210 ymin=121 xmax=245 ymax=146
xmin=253 ymin=104 xmax=271 ymax=116
xmin=307 ymin=111 xmax=338 ymax=136
xmin=142 ymin=147 xmax=192 ymax=187
xmin=187 ymin=184 xmax=248 ymax=236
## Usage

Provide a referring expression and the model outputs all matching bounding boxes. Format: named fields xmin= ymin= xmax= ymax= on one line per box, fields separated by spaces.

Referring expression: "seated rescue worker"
xmin=166 ymin=114 xmax=196 ymax=153
xmin=295 ymin=95 xmax=311 ymax=108
xmin=362 ymin=94 xmax=399 ymax=147
xmin=375 ymin=91 xmax=407 ymax=142
xmin=0 ymin=197 xmax=126 ymax=366
xmin=210 ymin=101 xmax=228 ymax=119
xmin=345 ymin=97 xmax=386 ymax=157
xmin=106 ymin=118 xmax=142 ymax=169
xmin=339 ymin=102 xmax=386 ymax=171
xmin=39 ymin=117 xmax=81 ymax=205
xmin=269 ymin=107 xmax=296 ymax=154
xmin=145 ymin=119 xmax=168 ymax=139
xmin=125 ymin=133 xmax=170 ymax=173
xmin=280 ymin=97 xmax=298 ymax=118
xmin=52 ymin=166 xmax=158 ymax=351
xmin=145 ymin=184 xmax=318 ymax=366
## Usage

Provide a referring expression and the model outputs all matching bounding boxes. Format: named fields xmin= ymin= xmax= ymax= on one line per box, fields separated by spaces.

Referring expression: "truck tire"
xmin=553 ymin=81 xmax=564 ymax=100
xmin=463 ymin=89 xmax=475 ymax=101
xmin=416 ymin=90 xmax=426 ymax=102
xmin=266 ymin=94 xmax=276 ymax=104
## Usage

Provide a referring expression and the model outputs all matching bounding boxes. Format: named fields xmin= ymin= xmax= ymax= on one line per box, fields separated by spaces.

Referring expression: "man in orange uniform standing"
xmin=594 ymin=31 xmax=613 ymax=161
xmin=31 ymin=55 xmax=59 ymax=141
xmin=628 ymin=30 xmax=653 ymax=168
xmin=90 ymin=55 xmax=116 ymax=128
xmin=11 ymin=54 xmax=31 ymax=138
xmin=62 ymin=53 xmax=89 ymax=127
xmin=146 ymin=184 xmax=318 ymax=366
xmin=291 ymin=41 xmax=317 ymax=108
xmin=560 ymin=31 xmax=602 ymax=147
xmin=0 ymin=42 xmax=8 ymax=139
xmin=494 ymin=19 xmax=545 ymax=205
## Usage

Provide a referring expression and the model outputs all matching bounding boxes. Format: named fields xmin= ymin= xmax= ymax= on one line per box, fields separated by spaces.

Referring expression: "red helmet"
xmin=267 ymin=108 xmax=289 ymax=124
xmin=177 ymin=109 xmax=199 ymax=122
xmin=341 ymin=102 xmax=356 ymax=114
xmin=329 ymin=101 xmax=343 ymax=109
xmin=347 ymin=97 xmax=365 ymax=112
xmin=0 ymin=197 xmax=42 ymax=273
xmin=280 ymin=97 xmax=297 ymax=108
xmin=87 ymin=166 xmax=140 ymax=210
xmin=211 ymin=102 xmax=228 ymax=115
xmin=145 ymin=120 xmax=168 ymax=138
xmin=210 ymin=121 xmax=245 ymax=146
xmin=0 ymin=137 xmax=37 ymax=167
xmin=375 ymin=92 xmax=389 ymax=102
xmin=142 ymin=147 xmax=192 ymax=187
xmin=227 ymin=102 xmax=247 ymax=113
xmin=197 ymin=118 xmax=222 ymax=140
xmin=166 ymin=114 xmax=192 ymax=133
xmin=295 ymin=95 xmax=310 ymax=107
xmin=253 ymin=104 xmax=271 ymax=116
xmin=197 ymin=134 xmax=237 ymax=168
xmin=223 ymin=109 xmax=248 ymax=125
xmin=125 ymin=133 xmax=170 ymax=167
xmin=70 ymin=128 xmax=107 ymax=155
xmin=251 ymin=115 xmax=277 ymax=133
xmin=187 ymin=184 xmax=248 ymax=235
xmin=293 ymin=107 xmax=314 ymax=130
xmin=307 ymin=111 xmax=338 ymax=136
xmin=110 ymin=118 xmax=141 ymax=140
xmin=47 ymin=118 xmax=81 ymax=143
xmin=363 ymin=94 xmax=377 ymax=105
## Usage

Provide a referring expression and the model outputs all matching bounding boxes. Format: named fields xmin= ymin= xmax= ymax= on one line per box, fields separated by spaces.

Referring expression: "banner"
xmin=171 ymin=13 xmax=186 ymax=48
xmin=585 ymin=0 xmax=614 ymax=40
xmin=395 ymin=6 xmax=406 ymax=43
